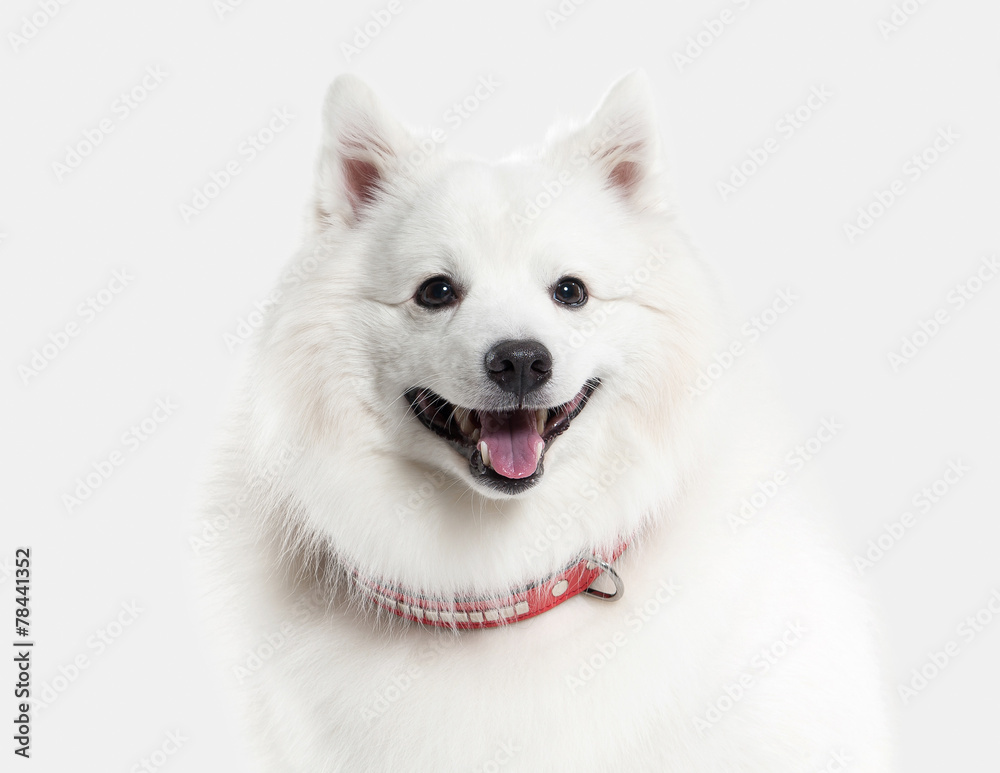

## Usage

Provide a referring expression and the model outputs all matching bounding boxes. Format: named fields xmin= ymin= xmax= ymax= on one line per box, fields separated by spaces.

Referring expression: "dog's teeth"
xmin=536 ymin=409 xmax=546 ymax=435
xmin=455 ymin=407 xmax=475 ymax=436
xmin=472 ymin=428 xmax=480 ymax=443
xmin=479 ymin=441 xmax=491 ymax=469
xmin=535 ymin=443 xmax=543 ymax=463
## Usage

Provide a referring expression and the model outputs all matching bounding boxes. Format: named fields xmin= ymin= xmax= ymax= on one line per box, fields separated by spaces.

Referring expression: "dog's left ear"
xmin=315 ymin=75 xmax=418 ymax=226
xmin=552 ymin=70 xmax=667 ymax=210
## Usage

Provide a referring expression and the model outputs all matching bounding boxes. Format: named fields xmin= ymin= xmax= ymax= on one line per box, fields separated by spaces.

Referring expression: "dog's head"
xmin=249 ymin=73 xmax=721 ymax=591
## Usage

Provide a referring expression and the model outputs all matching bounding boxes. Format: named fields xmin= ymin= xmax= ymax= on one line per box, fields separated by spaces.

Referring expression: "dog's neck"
xmin=267 ymin=508 xmax=630 ymax=631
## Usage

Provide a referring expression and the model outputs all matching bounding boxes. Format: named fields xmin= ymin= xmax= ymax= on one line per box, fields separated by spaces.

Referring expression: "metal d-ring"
xmin=582 ymin=555 xmax=624 ymax=602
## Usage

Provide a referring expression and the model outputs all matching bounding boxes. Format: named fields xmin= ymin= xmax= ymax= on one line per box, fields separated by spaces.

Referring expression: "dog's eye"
xmin=416 ymin=276 xmax=459 ymax=308
xmin=552 ymin=277 xmax=587 ymax=307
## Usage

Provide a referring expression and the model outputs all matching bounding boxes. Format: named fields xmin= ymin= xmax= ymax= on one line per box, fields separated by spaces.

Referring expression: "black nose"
xmin=484 ymin=339 xmax=552 ymax=400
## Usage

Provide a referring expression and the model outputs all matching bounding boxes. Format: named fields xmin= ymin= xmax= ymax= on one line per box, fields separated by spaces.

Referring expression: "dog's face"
xmin=254 ymin=73 xmax=718 ymax=588
xmin=360 ymin=157 xmax=661 ymax=499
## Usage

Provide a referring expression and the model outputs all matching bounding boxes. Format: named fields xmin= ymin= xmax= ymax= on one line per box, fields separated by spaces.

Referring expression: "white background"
xmin=2 ymin=1 xmax=998 ymax=770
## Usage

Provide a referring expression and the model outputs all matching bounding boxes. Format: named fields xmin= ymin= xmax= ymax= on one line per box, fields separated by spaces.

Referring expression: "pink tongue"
xmin=479 ymin=410 xmax=543 ymax=479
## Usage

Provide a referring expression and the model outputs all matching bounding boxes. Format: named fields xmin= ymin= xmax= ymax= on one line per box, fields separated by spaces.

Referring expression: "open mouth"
xmin=404 ymin=380 xmax=600 ymax=494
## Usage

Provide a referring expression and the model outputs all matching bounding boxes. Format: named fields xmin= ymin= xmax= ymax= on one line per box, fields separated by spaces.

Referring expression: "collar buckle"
xmin=581 ymin=554 xmax=625 ymax=602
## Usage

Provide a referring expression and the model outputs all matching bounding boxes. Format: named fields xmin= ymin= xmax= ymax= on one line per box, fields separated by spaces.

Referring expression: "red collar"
xmin=352 ymin=542 xmax=628 ymax=629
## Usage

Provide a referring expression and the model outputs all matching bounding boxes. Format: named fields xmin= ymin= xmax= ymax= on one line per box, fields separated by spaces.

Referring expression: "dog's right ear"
xmin=315 ymin=75 xmax=417 ymax=226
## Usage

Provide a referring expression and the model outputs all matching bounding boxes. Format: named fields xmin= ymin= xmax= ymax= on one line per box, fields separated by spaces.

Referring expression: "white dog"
xmin=200 ymin=72 xmax=893 ymax=772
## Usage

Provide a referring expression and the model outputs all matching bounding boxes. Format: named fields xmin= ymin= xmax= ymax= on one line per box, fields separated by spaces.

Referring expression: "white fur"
xmin=199 ymin=72 xmax=894 ymax=772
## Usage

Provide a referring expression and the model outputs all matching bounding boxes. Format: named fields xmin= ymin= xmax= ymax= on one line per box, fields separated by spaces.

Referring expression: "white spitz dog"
xmin=201 ymin=72 xmax=893 ymax=771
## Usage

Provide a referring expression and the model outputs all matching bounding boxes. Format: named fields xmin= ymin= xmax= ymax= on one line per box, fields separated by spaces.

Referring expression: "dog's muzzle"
xmin=404 ymin=378 xmax=600 ymax=495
